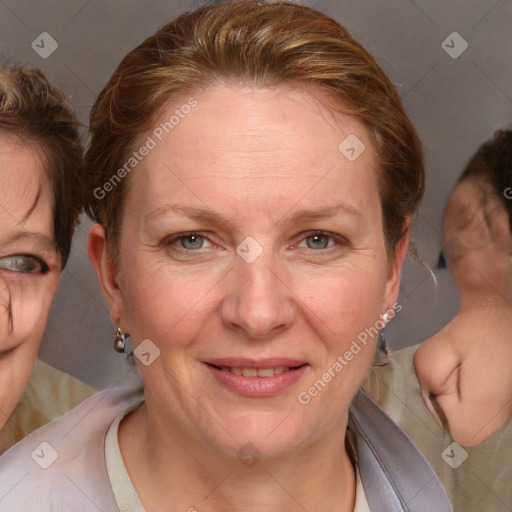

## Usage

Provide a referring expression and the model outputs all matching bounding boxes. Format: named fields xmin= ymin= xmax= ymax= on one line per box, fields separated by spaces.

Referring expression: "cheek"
xmin=120 ymin=258 xmax=218 ymax=346
xmin=0 ymin=276 xmax=57 ymax=351
xmin=290 ymin=264 xmax=388 ymax=398
xmin=294 ymin=265 xmax=387 ymax=338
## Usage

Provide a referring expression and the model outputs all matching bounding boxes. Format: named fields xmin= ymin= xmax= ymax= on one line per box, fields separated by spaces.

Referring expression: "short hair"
xmin=459 ymin=129 xmax=512 ymax=230
xmin=0 ymin=63 xmax=83 ymax=268
xmin=85 ymin=0 xmax=424 ymax=261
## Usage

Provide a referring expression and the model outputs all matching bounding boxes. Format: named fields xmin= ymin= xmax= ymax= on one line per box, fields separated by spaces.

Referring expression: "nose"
xmin=220 ymin=250 xmax=295 ymax=340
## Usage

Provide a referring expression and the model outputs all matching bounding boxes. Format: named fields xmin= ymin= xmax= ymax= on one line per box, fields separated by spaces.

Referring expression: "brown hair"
xmin=85 ymin=0 xmax=424 ymax=261
xmin=459 ymin=129 xmax=512 ymax=230
xmin=0 ymin=64 xmax=83 ymax=268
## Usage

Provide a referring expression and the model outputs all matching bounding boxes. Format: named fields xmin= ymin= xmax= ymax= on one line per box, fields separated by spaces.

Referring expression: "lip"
xmin=204 ymin=359 xmax=309 ymax=397
xmin=205 ymin=357 xmax=307 ymax=369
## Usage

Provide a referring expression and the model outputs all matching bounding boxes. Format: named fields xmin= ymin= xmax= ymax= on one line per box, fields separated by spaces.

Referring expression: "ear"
xmin=383 ymin=217 xmax=411 ymax=309
xmin=87 ymin=224 xmax=128 ymax=331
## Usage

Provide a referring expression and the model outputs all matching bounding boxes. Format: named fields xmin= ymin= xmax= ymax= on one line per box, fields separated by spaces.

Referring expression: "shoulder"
xmin=362 ymin=344 xmax=452 ymax=481
xmin=349 ymin=388 xmax=453 ymax=512
xmin=0 ymin=377 xmax=143 ymax=511
xmin=31 ymin=358 xmax=97 ymax=399
xmin=362 ymin=344 xmax=421 ymax=413
xmin=362 ymin=344 xmax=512 ymax=511
xmin=1 ymin=359 xmax=97 ymax=454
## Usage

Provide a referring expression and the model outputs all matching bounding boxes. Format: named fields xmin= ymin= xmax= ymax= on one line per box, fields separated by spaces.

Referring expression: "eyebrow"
xmin=285 ymin=203 xmax=362 ymax=225
xmin=146 ymin=205 xmax=228 ymax=226
xmin=146 ymin=202 xmax=362 ymax=228
xmin=1 ymin=231 xmax=57 ymax=251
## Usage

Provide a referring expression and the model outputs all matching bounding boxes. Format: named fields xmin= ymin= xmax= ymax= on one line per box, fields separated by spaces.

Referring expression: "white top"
xmin=105 ymin=403 xmax=371 ymax=512
xmin=105 ymin=401 xmax=146 ymax=511
xmin=0 ymin=384 xmax=452 ymax=511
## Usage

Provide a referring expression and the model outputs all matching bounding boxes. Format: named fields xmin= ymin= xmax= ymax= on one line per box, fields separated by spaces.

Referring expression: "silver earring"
xmin=114 ymin=327 xmax=128 ymax=353
xmin=382 ymin=312 xmax=389 ymax=323
xmin=373 ymin=331 xmax=390 ymax=366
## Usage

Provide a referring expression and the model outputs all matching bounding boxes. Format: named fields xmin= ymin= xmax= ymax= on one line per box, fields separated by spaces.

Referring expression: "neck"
xmin=119 ymin=401 xmax=356 ymax=512
xmin=458 ymin=288 xmax=512 ymax=313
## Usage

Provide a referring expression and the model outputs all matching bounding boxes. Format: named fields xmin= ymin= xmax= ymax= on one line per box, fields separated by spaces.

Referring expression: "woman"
xmin=0 ymin=2 xmax=452 ymax=510
xmin=415 ymin=130 xmax=512 ymax=447
xmin=364 ymin=130 xmax=512 ymax=511
xmin=0 ymin=64 xmax=95 ymax=453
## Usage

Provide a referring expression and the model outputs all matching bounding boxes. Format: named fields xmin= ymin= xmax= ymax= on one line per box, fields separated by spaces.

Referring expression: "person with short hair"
xmin=415 ymin=130 xmax=512 ymax=446
xmin=0 ymin=64 xmax=95 ymax=453
xmin=0 ymin=2 xmax=452 ymax=510
xmin=365 ymin=129 xmax=512 ymax=511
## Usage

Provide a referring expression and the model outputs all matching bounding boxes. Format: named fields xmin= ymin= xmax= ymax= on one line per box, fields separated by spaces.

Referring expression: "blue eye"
xmin=305 ymin=233 xmax=332 ymax=250
xmin=179 ymin=234 xmax=205 ymax=250
xmin=0 ymin=255 xmax=49 ymax=274
xmin=298 ymin=232 xmax=338 ymax=250
xmin=161 ymin=232 xmax=214 ymax=257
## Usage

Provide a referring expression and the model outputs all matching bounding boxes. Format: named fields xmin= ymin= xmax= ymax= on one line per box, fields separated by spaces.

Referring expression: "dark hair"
xmin=459 ymin=129 xmax=512 ymax=230
xmin=0 ymin=64 xmax=83 ymax=268
xmin=85 ymin=0 xmax=424 ymax=261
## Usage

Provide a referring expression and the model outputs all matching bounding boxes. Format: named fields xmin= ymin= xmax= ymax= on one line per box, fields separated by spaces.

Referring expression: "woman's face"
xmin=94 ymin=83 xmax=405 ymax=458
xmin=0 ymin=134 xmax=61 ymax=430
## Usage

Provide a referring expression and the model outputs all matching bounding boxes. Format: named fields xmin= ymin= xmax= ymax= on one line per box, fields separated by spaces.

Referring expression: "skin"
xmin=414 ymin=176 xmax=512 ymax=446
xmin=0 ymin=133 xmax=61 ymax=435
xmin=89 ymin=82 xmax=409 ymax=511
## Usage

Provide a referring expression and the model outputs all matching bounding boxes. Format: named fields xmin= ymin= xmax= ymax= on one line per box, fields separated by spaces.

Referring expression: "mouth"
xmin=206 ymin=363 xmax=306 ymax=377
xmin=204 ymin=359 xmax=309 ymax=397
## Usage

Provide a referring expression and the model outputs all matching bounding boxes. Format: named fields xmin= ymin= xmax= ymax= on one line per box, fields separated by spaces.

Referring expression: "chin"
xmin=202 ymin=408 xmax=315 ymax=462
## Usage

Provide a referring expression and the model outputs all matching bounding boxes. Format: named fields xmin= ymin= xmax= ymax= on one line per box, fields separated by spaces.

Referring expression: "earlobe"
xmin=87 ymin=224 xmax=126 ymax=327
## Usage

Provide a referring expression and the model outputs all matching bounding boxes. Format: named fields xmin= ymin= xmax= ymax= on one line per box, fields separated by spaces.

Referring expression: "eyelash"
xmin=296 ymin=230 xmax=343 ymax=251
xmin=0 ymin=254 xmax=50 ymax=274
xmin=163 ymin=230 xmax=346 ymax=253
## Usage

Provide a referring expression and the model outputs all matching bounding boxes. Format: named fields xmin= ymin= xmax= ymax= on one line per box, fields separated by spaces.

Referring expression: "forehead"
xmin=0 ymin=132 xmax=44 ymax=182
xmin=0 ymin=133 xmax=53 ymax=230
xmin=128 ymin=83 xmax=379 ymax=216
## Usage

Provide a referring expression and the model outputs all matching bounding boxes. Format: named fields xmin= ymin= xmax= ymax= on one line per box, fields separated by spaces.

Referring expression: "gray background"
xmin=0 ymin=0 xmax=510 ymax=388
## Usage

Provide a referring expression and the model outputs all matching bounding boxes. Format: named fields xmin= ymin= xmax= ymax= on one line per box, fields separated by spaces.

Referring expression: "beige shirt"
xmin=363 ymin=344 xmax=512 ymax=512
xmin=0 ymin=358 xmax=96 ymax=454
xmin=105 ymin=404 xmax=371 ymax=512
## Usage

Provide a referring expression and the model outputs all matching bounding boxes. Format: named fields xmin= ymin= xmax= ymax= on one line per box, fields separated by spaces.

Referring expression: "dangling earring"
xmin=373 ymin=331 xmax=390 ymax=366
xmin=114 ymin=327 xmax=128 ymax=353
xmin=373 ymin=311 xmax=391 ymax=366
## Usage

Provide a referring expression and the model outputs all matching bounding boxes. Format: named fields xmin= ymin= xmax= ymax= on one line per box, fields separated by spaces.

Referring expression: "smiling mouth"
xmin=205 ymin=362 xmax=309 ymax=396
xmin=206 ymin=363 xmax=307 ymax=377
